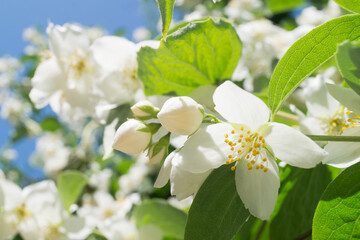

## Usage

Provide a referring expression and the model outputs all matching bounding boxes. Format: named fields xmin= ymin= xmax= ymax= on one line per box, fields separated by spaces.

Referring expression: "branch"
xmin=307 ymin=135 xmax=360 ymax=142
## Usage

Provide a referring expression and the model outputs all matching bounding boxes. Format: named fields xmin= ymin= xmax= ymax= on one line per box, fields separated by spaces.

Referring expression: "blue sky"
xmin=0 ymin=0 xmax=160 ymax=179
xmin=0 ymin=0 xmax=159 ymax=56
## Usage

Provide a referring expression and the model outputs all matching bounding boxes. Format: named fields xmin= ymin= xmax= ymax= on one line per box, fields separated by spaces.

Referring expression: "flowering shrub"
xmin=1 ymin=0 xmax=360 ymax=239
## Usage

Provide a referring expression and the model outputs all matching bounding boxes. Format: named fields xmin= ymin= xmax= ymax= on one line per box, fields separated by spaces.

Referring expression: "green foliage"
xmin=269 ymin=164 xmax=332 ymax=239
xmin=334 ymin=0 xmax=360 ymax=13
xmin=336 ymin=40 xmax=360 ymax=95
xmin=138 ymin=17 xmax=242 ymax=96
xmin=268 ymin=14 xmax=360 ymax=115
xmin=133 ymin=199 xmax=187 ymax=239
xmin=156 ymin=0 xmax=176 ymax=40
xmin=313 ymin=162 xmax=360 ymax=239
xmin=40 ymin=116 xmax=61 ymax=132
xmin=57 ymin=171 xmax=88 ymax=210
xmin=266 ymin=0 xmax=305 ymax=14
xmin=185 ymin=165 xmax=250 ymax=240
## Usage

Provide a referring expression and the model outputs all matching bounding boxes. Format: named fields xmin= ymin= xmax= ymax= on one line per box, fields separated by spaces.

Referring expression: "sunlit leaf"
xmin=335 ymin=40 xmax=360 ymax=95
xmin=313 ymin=162 xmax=360 ymax=239
xmin=134 ymin=199 xmax=187 ymax=239
xmin=185 ymin=165 xmax=250 ymax=240
xmin=266 ymin=0 xmax=305 ymax=13
xmin=138 ymin=18 xmax=242 ymax=96
xmin=334 ymin=0 xmax=360 ymax=13
xmin=156 ymin=0 xmax=176 ymax=40
xmin=57 ymin=171 xmax=88 ymax=210
xmin=268 ymin=14 xmax=360 ymax=115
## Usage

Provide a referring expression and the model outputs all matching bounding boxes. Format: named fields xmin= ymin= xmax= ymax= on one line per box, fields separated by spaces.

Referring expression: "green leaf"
xmin=313 ymin=162 xmax=360 ymax=239
xmin=134 ymin=199 xmax=187 ymax=239
xmin=266 ymin=0 xmax=305 ymax=14
xmin=57 ymin=171 xmax=88 ymax=210
xmin=269 ymin=164 xmax=332 ymax=239
xmin=268 ymin=14 xmax=360 ymax=115
xmin=185 ymin=165 xmax=250 ymax=240
xmin=40 ymin=116 xmax=61 ymax=132
xmin=156 ymin=0 xmax=176 ymax=40
xmin=334 ymin=0 xmax=360 ymax=13
xmin=137 ymin=17 xmax=242 ymax=96
xmin=336 ymin=40 xmax=360 ymax=95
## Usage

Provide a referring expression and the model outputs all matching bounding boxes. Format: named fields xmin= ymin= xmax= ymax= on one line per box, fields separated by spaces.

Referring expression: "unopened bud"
xmin=147 ymin=133 xmax=170 ymax=164
xmin=131 ymin=100 xmax=160 ymax=120
xmin=112 ymin=119 xmax=151 ymax=154
xmin=157 ymin=96 xmax=204 ymax=135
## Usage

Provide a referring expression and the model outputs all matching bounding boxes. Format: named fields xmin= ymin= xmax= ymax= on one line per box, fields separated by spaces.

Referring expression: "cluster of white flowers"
xmin=29 ymin=22 xmax=159 ymax=123
xmin=31 ymin=132 xmax=71 ymax=177
xmin=0 ymin=179 xmax=93 ymax=240
xmin=0 ymin=0 xmax=358 ymax=239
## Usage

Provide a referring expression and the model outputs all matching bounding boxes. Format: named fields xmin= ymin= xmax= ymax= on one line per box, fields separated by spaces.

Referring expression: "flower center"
xmin=224 ymin=126 xmax=268 ymax=173
xmin=342 ymin=110 xmax=360 ymax=131
xmin=68 ymin=53 xmax=87 ymax=79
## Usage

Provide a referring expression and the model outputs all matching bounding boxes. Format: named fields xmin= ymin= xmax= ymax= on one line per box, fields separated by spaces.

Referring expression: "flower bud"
xmin=112 ymin=119 xmax=151 ymax=154
xmin=147 ymin=133 xmax=170 ymax=164
xmin=131 ymin=100 xmax=160 ymax=120
xmin=157 ymin=96 xmax=204 ymax=135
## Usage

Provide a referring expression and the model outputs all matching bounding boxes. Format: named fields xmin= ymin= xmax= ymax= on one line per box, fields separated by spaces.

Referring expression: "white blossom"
xmin=171 ymin=81 xmax=327 ymax=219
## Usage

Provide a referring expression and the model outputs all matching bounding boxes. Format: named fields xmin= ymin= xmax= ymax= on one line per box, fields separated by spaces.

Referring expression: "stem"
xmin=205 ymin=114 xmax=222 ymax=123
xmin=275 ymin=111 xmax=299 ymax=123
xmin=307 ymin=135 xmax=360 ymax=142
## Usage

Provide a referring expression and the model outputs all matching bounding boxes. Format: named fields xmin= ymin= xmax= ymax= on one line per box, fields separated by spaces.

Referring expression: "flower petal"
xmin=0 ymin=214 xmax=18 ymax=240
xmin=235 ymin=156 xmax=280 ymax=220
xmin=90 ymin=36 xmax=137 ymax=72
xmin=63 ymin=216 xmax=93 ymax=240
xmin=29 ymin=58 xmax=65 ymax=108
xmin=170 ymin=166 xmax=211 ymax=201
xmin=154 ymin=152 xmax=174 ymax=188
xmin=172 ymin=123 xmax=233 ymax=173
xmin=326 ymin=83 xmax=360 ymax=115
xmin=323 ymin=127 xmax=360 ymax=168
xmin=0 ymin=179 xmax=23 ymax=210
xmin=213 ymin=81 xmax=270 ymax=129
xmin=303 ymin=75 xmax=339 ymax=118
xmin=23 ymin=180 xmax=63 ymax=216
xmin=47 ymin=23 xmax=90 ymax=60
xmin=263 ymin=122 xmax=327 ymax=168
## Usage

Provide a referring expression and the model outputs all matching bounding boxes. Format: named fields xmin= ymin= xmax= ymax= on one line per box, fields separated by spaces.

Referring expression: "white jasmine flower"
xmin=101 ymin=218 xmax=163 ymax=240
xmin=88 ymin=164 xmax=112 ymax=191
xmin=322 ymin=84 xmax=360 ymax=168
xmin=2 ymin=148 xmax=17 ymax=162
xmin=133 ymin=27 xmax=152 ymax=42
xmin=0 ymin=180 xmax=92 ymax=240
xmin=233 ymin=20 xmax=287 ymax=91
xmin=31 ymin=132 xmax=71 ymax=177
xmin=112 ymin=119 xmax=152 ymax=154
xmin=298 ymin=75 xmax=344 ymax=136
xmin=131 ymin=100 xmax=160 ymax=120
xmin=157 ymin=96 xmax=204 ymax=135
xmin=172 ymin=81 xmax=327 ymax=220
xmin=117 ymin=158 xmax=152 ymax=197
xmin=0 ymin=95 xmax=31 ymax=124
xmin=30 ymin=22 xmax=146 ymax=122
xmin=296 ymin=0 xmax=341 ymax=27
xmin=225 ymin=0 xmax=263 ymax=21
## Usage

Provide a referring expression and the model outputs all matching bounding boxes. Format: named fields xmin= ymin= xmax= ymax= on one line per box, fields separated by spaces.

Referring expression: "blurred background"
xmin=0 ymin=0 xmax=163 ymax=180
